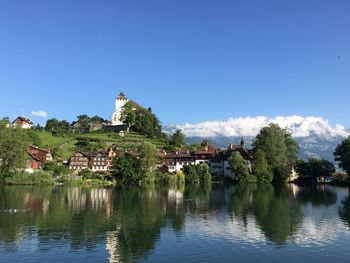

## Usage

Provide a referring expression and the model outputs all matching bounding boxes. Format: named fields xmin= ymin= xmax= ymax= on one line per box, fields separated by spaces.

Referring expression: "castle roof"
xmin=117 ymin=91 xmax=126 ymax=99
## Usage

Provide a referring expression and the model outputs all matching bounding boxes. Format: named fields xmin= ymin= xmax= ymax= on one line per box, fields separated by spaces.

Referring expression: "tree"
xmin=170 ymin=129 xmax=186 ymax=148
xmin=229 ymin=152 xmax=251 ymax=182
xmin=295 ymin=158 xmax=335 ymax=182
xmin=120 ymin=102 xmax=136 ymax=129
xmin=112 ymin=153 xmax=143 ymax=185
xmin=284 ymin=131 xmax=299 ymax=165
xmin=252 ymin=150 xmax=273 ymax=183
xmin=182 ymin=164 xmax=212 ymax=184
xmin=253 ymin=123 xmax=299 ymax=182
xmin=182 ymin=165 xmax=200 ymax=183
xmin=334 ymin=136 xmax=350 ymax=176
xmin=139 ymin=142 xmax=158 ymax=176
xmin=45 ymin=118 xmax=70 ymax=134
xmin=133 ymin=108 xmax=162 ymax=139
xmin=0 ymin=117 xmax=10 ymax=126
xmin=201 ymin=163 xmax=212 ymax=184
xmin=74 ymin=115 xmax=91 ymax=133
xmin=200 ymin=140 xmax=210 ymax=147
xmin=90 ymin=115 xmax=105 ymax=124
xmin=0 ymin=126 xmax=30 ymax=176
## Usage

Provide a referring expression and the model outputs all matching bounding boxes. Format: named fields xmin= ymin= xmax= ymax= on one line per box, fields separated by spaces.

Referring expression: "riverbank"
xmin=1 ymin=171 xmax=113 ymax=187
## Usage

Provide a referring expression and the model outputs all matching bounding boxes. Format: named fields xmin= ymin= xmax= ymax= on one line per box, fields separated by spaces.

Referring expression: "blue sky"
xmin=0 ymin=0 xmax=349 ymax=127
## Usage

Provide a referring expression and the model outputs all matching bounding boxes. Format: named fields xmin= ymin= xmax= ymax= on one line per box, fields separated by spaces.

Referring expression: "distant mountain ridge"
xmin=164 ymin=116 xmax=349 ymax=162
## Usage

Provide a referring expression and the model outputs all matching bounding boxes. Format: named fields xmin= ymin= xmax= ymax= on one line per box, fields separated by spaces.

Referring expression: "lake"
xmin=1 ymin=184 xmax=350 ymax=262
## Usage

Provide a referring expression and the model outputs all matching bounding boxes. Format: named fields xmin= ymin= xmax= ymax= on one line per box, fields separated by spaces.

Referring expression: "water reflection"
xmin=0 ymin=184 xmax=350 ymax=262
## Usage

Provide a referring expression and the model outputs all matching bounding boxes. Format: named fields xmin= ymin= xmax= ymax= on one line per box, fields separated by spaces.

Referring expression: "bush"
xmin=176 ymin=171 xmax=185 ymax=183
xmin=155 ymin=172 xmax=176 ymax=185
xmin=4 ymin=171 xmax=55 ymax=185
xmin=43 ymin=161 xmax=69 ymax=177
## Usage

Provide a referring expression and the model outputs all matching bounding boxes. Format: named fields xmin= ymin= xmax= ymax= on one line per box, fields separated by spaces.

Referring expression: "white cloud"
xmin=31 ymin=110 xmax=48 ymax=118
xmin=165 ymin=116 xmax=349 ymax=138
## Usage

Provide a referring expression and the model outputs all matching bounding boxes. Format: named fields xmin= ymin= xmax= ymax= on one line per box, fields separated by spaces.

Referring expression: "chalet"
xmin=29 ymin=146 xmax=53 ymax=163
xmin=69 ymin=152 xmax=90 ymax=170
xmin=87 ymin=150 xmax=109 ymax=172
xmin=69 ymin=150 xmax=111 ymax=172
xmin=26 ymin=146 xmax=53 ymax=172
xmin=12 ymin=116 xmax=33 ymax=129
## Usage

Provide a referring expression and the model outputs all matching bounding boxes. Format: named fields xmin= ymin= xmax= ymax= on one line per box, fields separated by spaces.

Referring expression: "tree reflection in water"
xmin=0 ymin=184 xmax=350 ymax=261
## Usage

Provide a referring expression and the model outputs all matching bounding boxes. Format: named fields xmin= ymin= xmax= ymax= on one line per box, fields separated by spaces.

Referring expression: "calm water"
xmin=1 ymin=184 xmax=350 ymax=262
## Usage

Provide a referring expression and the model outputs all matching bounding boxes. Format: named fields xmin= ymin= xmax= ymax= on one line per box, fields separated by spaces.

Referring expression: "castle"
xmin=111 ymin=92 xmax=129 ymax=126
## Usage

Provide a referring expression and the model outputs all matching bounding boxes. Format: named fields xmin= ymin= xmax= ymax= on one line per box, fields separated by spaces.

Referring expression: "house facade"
xmin=161 ymin=151 xmax=196 ymax=173
xmin=69 ymin=150 xmax=113 ymax=172
xmin=88 ymin=151 xmax=109 ymax=172
xmin=12 ymin=116 xmax=33 ymax=129
xmin=69 ymin=152 xmax=90 ymax=170
xmin=26 ymin=146 xmax=53 ymax=172
xmin=156 ymin=141 xmax=252 ymax=179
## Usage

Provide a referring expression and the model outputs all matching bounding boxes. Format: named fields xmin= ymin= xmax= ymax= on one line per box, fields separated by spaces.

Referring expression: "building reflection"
xmin=66 ymin=188 xmax=114 ymax=217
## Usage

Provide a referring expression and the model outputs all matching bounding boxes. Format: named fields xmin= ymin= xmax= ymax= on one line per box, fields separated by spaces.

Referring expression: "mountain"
xmin=164 ymin=116 xmax=349 ymax=162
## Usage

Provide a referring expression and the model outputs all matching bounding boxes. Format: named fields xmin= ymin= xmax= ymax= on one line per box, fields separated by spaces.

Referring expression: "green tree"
xmin=295 ymin=158 xmax=335 ymax=182
xmin=43 ymin=161 xmax=69 ymax=176
xmin=90 ymin=115 xmax=105 ymax=124
xmin=253 ymin=123 xmax=299 ymax=182
xmin=0 ymin=126 xmax=30 ymax=176
xmin=78 ymin=169 xmax=94 ymax=179
xmin=170 ymin=129 xmax=186 ymax=148
xmin=228 ymin=152 xmax=252 ymax=182
xmin=252 ymin=149 xmax=273 ymax=183
xmin=45 ymin=118 xmax=70 ymax=135
xmin=284 ymin=130 xmax=299 ymax=166
xmin=182 ymin=165 xmax=200 ymax=183
xmin=139 ymin=142 xmax=158 ymax=178
xmin=120 ymin=102 xmax=136 ymax=129
xmin=74 ymin=115 xmax=91 ymax=133
xmin=334 ymin=136 xmax=350 ymax=176
xmin=112 ymin=153 xmax=143 ymax=185
xmin=0 ymin=117 xmax=10 ymax=126
xmin=200 ymin=163 xmax=212 ymax=184
xmin=133 ymin=108 xmax=162 ymax=139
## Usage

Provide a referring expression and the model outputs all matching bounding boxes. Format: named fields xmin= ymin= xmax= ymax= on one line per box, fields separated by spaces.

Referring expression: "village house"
xmin=155 ymin=139 xmax=252 ymax=178
xmin=69 ymin=150 xmax=115 ymax=172
xmin=209 ymin=139 xmax=252 ymax=178
xmin=26 ymin=146 xmax=53 ymax=172
xmin=69 ymin=152 xmax=90 ymax=170
xmin=161 ymin=150 xmax=196 ymax=173
xmin=88 ymin=150 xmax=109 ymax=172
xmin=107 ymin=148 xmax=117 ymax=171
xmin=193 ymin=143 xmax=219 ymax=165
xmin=12 ymin=116 xmax=33 ymax=129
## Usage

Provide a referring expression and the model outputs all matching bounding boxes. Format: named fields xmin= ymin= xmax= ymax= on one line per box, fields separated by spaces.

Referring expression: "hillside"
xmin=29 ymin=130 xmax=167 ymax=160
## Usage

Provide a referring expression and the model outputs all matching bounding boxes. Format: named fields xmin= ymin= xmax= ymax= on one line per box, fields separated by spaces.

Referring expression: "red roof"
xmin=12 ymin=116 xmax=33 ymax=125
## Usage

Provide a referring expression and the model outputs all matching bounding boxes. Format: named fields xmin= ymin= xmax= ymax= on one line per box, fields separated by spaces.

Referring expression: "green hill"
xmin=28 ymin=130 xmax=167 ymax=160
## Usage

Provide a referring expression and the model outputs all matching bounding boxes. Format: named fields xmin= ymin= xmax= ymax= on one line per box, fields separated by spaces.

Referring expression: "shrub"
xmin=4 ymin=171 xmax=54 ymax=185
xmin=155 ymin=172 xmax=176 ymax=185
xmin=176 ymin=171 xmax=185 ymax=183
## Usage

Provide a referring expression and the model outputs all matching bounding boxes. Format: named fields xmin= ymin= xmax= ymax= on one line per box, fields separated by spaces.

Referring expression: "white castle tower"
xmin=111 ymin=91 xmax=129 ymax=125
